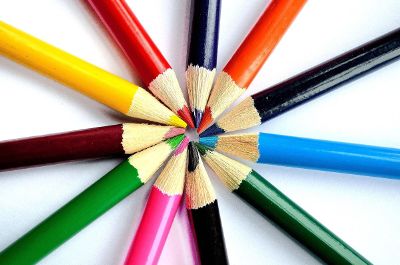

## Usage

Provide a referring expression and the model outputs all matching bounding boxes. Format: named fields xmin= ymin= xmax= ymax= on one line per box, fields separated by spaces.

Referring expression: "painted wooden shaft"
xmin=86 ymin=0 xmax=169 ymax=87
xmin=187 ymin=0 xmax=221 ymax=70
xmin=236 ymin=170 xmax=371 ymax=265
xmin=124 ymin=187 xmax=181 ymax=265
xmin=224 ymin=0 xmax=306 ymax=88
xmin=0 ymin=20 xmax=136 ymax=115
xmin=258 ymin=133 xmax=400 ymax=178
xmin=0 ymin=124 xmax=123 ymax=170
xmin=0 ymin=161 xmax=142 ymax=265
xmin=188 ymin=200 xmax=229 ymax=265
xmin=253 ymin=27 xmax=400 ymax=123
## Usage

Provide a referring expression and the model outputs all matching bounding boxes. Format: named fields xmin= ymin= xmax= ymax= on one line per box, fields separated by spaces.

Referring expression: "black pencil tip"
xmin=193 ymin=109 xmax=203 ymax=128
xmin=199 ymin=124 xmax=224 ymax=137
xmin=188 ymin=142 xmax=199 ymax=172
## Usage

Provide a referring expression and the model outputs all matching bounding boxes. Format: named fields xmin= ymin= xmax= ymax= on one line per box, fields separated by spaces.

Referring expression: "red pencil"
xmin=124 ymin=136 xmax=189 ymax=265
xmin=198 ymin=0 xmax=306 ymax=132
xmin=86 ymin=0 xmax=195 ymax=128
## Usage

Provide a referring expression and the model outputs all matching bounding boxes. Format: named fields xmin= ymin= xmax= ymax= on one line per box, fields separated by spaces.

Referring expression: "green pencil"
xmin=0 ymin=135 xmax=184 ymax=265
xmin=196 ymin=143 xmax=371 ymax=265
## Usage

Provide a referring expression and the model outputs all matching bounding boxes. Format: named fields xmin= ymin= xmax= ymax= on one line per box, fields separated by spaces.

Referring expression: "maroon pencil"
xmin=0 ymin=123 xmax=184 ymax=170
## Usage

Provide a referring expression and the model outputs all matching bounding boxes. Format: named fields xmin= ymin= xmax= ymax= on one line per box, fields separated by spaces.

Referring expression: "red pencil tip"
xmin=197 ymin=107 xmax=213 ymax=133
xmin=178 ymin=106 xmax=195 ymax=128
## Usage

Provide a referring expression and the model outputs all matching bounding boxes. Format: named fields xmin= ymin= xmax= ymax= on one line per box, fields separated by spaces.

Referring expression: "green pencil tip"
xmin=194 ymin=142 xmax=211 ymax=156
xmin=166 ymin=134 xmax=185 ymax=149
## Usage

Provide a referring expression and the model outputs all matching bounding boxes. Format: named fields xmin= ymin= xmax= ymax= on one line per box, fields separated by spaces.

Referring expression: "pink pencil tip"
xmin=165 ymin=127 xmax=186 ymax=139
xmin=174 ymin=136 xmax=189 ymax=155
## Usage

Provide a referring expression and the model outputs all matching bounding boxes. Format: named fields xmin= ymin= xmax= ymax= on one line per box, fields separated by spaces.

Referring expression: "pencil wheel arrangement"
xmin=1 ymin=1 xmax=399 ymax=264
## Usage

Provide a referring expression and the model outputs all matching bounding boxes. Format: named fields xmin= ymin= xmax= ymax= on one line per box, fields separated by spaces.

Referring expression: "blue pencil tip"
xmin=199 ymin=136 xmax=218 ymax=149
xmin=199 ymin=124 xmax=224 ymax=137
xmin=193 ymin=109 xmax=203 ymax=128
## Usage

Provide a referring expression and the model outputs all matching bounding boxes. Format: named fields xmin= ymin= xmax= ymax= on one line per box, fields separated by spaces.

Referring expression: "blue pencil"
xmin=186 ymin=0 xmax=221 ymax=127
xmin=200 ymin=133 xmax=400 ymax=179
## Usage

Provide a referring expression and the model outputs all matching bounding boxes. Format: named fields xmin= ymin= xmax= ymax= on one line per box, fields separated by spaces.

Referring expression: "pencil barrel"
xmin=188 ymin=201 xmax=229 ymax=265
xmin=0 ymin=125 xmax=123 ymax=170
xmin=235 ymin=170 xmax=371 ymax=265
xmin=187 ymin=0 xmax=221 ymax=69
xmin=258 ymin=133 xmax=400 ymax=178
xmin=0 ymin=160 xmax=142 ymax=265
xmin=254 ymin=28 xmax=400 ymax=123
xmin=125 ymin=188 xmax=181 ymax=265
xmin=86 ymin=0 xmax=169 ymax=87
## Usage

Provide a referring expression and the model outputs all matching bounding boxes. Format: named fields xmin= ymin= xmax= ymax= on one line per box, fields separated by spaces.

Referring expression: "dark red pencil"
xmin=0 ymin=123 xmax=184 ymax=170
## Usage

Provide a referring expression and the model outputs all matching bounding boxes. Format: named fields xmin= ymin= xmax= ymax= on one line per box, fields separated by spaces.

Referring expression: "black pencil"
xmin=185 ymin=142 xmax=229 ymax=264
xmin=200 ymin=27 xmax=400 ymax=137
xmin=186 ymin=0 xmax=221 ymax=127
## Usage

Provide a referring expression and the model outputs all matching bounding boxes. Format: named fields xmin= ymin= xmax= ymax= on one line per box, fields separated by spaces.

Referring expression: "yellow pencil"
xmin=0 ymin=21 xmax=186 ymax=128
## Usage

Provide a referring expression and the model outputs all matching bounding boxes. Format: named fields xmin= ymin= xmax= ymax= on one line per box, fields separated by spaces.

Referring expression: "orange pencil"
xmin=198 ymin=0 xmax=306 ymax=132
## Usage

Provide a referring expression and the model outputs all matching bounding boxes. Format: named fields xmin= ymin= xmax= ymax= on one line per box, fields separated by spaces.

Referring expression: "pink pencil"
xmin=124 ymin=136 xmax=189 ymax=265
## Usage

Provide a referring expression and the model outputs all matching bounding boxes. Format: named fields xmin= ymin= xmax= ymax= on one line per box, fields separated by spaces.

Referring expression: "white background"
xmin=1 ymin=0 xmax=400 ymax=264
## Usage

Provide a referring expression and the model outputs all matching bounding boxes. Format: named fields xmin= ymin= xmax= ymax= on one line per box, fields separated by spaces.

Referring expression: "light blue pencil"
xmin=200 ymin=133 xmax=400 ymax=179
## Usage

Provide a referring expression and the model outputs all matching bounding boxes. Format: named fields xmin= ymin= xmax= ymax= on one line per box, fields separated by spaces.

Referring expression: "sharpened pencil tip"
xmin=174 ymin=136 xmax=190 ymax=155
xmin=193 ymin=109 xmax=203 ymax=128
xmin=166 ymin=134 xmax=185 ymax=149
xmin=169 ymin=114 xmax=187 ymax=128
xmin=197 ymin=107 xmax=213 ymax=133
xmin=165 ymin=127 xmax=185 ymax=139
xmin=178 ymin=106 xmax=195 ymax=128
xmin=199 ymin=136 xmax=218 ymax=149
xmin=199 ymin=124 xmax=224 ymax=137
xmin=194 ymin=142 xmax=211 ymax=156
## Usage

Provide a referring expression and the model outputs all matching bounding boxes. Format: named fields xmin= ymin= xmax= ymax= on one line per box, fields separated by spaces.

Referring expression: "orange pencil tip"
xmin=197 ymin=107 xmax=213 ymax=133
xmin=178 ymin=106 xmax=195 ymax=128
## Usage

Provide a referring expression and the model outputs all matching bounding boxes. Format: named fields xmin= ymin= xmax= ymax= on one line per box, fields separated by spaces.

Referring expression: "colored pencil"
xmin=0 ymin=135 xmax=184 ymax=265
xmin=197 ymin=0 xmax=306 ymax=132
xmin=185 ymin=142 xmax=229 ymax=265
xmin=85 ymin=0 xmax=194 ymax=128
xmin=196 ymin=143 xmax=371 ymax=265
xmin=0 ymin=123 xmax=184 ymax=170
xmin=201 ymin=27 xmax=400 ymax=137
xmin=200 ymin=133 xmax=400 ymax=179
xmin=124 ymin=137 xmax=189 ymax=265
xmin=0 ymin=21 xmax=186 ymax=128
xmin=186 ymin=0 xmax=221 ymax=127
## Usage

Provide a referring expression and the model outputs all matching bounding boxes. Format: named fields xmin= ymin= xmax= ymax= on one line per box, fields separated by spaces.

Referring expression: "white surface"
xmin=1 ymin=0 xmax=400 ymax=264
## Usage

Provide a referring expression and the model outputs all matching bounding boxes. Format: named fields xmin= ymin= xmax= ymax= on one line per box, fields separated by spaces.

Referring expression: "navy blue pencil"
xmin=200 ymin=133 xmax=400 ymax=179
xmin=186 ymin=0 xmax=221 ymax=127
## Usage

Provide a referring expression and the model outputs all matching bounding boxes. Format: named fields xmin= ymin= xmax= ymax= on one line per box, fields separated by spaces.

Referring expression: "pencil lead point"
xmin=197 ymin=107 xmax=213 ymax=133
xmin=164 ymin=127 xmax=185 ymax=139
xmin=199 ymin=124 xmax=224 ymax=137
xmin=194 ymin=142 xmax=211 ymax=156
xmin=199 ymin=136 xmax=218 ymax=149
xmin=193 ymin=109 xmax=203 ymax=128
xmin=169 ymin=114 xmax=187 ymax=128
xmin=166 ymin=134 xmax=185 ymax=149
xmin=174 ymin=136 xmax=190 ymax=155
xmin=178 ymin=106 xmax=195 ymax=128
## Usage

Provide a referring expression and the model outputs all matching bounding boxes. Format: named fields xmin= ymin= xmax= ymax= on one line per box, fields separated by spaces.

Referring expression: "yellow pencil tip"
xmin=169 ymin=115 xmax=187 ymax=128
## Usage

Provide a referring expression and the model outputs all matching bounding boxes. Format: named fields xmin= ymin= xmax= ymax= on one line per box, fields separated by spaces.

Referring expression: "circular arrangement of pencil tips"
xmin=0 ymin=0 xmax=399 ymax=264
